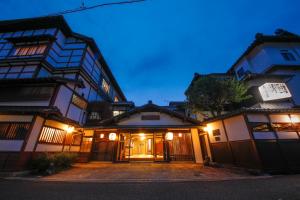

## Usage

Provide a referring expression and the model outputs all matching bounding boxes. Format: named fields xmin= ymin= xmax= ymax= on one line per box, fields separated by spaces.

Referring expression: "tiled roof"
xmin=202 ymin=107 xmax=300 ymax=124
xmin=86 ymin=102 xmax=200 ymax=127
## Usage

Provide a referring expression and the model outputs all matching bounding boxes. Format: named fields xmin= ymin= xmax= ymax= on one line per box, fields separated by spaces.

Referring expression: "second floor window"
xmin=237 ymin=67 xmax=245 ymax=78
xmin=102 ymin=79 xmax=110 ymax=94
xmin=13 ymin=44 xmax=47 ymax=56
xmin=280 ymin=50 xmax=296 ymax=61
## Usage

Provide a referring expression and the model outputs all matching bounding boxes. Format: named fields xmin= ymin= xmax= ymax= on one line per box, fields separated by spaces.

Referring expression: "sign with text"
xmin=258 ymin=83 xmax=292 ymax=101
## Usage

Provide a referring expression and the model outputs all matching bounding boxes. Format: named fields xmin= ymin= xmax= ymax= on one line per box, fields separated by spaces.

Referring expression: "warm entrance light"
xmin=100 ymin=134 xmax=105 ymax=139
xmin=109 ymin=133 xmax=117 ymax=141
xmin=203 ymin=125 xmax=212 ymax=133
xmin=165 ymin=132 xmax=174 ymax=141
xmin=66 ymin=126 xmax=74 ymax=133
xmin=178 ymin=133 xmax=183 ymax=137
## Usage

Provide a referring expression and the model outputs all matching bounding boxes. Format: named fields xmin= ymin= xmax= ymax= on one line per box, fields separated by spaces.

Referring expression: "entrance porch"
xmin=90 ymin=129 xmax=197 ymax=162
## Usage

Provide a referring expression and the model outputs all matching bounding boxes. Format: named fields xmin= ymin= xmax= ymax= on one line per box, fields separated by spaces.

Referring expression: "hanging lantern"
xmin=178 ymin=133 xmax=183 ymax=137
xmin=109 ymin=133 xmax=117 ymax=141
xmin=66 ymin=126 xmax=74 ymax=133
xmin=165 ymin=132 xmax=174 ymax=141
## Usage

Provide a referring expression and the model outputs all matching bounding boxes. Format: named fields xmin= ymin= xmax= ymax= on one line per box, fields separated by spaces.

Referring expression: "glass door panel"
xmin=154 ymin=133 xmax=165 ymax=161
xmin=117 ymin=133 xmax=131 ymax=161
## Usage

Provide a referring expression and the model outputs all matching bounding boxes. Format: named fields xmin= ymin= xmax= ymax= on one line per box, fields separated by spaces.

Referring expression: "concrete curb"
xmin=4 ymin=175 xmax=273 ymax=183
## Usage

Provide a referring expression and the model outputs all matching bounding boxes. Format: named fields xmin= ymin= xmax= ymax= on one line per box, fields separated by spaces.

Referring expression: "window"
xmin=0 ymin=86 xmax=54 ymax=101
xmin=212 ymin=129 xmax=221 ymax=141
xmin=281 ymin=50 xmax=296 ymax=61
xmin=39 ymin=127 xmax=66 ymax=144
xmin=13 ymin=44 xmax=47 ymax=56
xmin=0 ymin=123 xmax=31 ymax=140
xmin=102 ymin=79 xmax=110 ymax=94
xmin=271 ymin=123 xmax=294 ymax=131
xmin=72 ymin=94 xmax=88 ymax=109
xmin=89 ymin=112 xmax=101 ymax=120
xmin=0 ymin=65 xmax=37 ymax=79
xmin=113 ymin=110 xmax=124 ymax=117
xmin=114 ymin=96 xmax=119 ymax=102
xmin=250 ymin=122 xmax=272 ymax=132
xmin=237 ymin=67 xmax=245 ymax=78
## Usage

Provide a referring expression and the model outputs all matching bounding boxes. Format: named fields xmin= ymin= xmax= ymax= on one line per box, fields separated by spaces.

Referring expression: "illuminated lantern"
xmin=165 ymin=132 xmax=174 ymax=141
xmin=178 ymin=133 xmax=183 ymax=137
xmin=109 ymin=133 xmax=117 ymax=141
xmin=66 ymin=126 xmax=74 ymax=133
xmin=100 ymin=134 xmax=105 ymax=139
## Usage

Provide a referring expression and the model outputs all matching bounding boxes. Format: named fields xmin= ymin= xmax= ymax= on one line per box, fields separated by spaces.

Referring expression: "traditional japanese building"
xmin=0 ymin=16 xmax=209 ymax=171
xmin=190 ymin=29 xmax=300 ymax=172
xmin=0 ymin=16 xmax=127 ymax=170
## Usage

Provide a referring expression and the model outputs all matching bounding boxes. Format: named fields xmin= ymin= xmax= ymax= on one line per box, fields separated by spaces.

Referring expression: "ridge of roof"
xmin=88 ymin=102 xmax=200 ymax=127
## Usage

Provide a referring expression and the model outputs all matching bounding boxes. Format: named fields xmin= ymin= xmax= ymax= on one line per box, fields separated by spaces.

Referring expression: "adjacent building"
xmin=192 ymin=29 xmax=300 ymax=172
xmin=0 ymin=16 xmax=211 ymax=171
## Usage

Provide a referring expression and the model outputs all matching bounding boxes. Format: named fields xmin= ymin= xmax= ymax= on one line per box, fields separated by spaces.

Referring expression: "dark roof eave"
xmin=98 ymin=103 xmax=200 ymax=126
xmin=202 ymin=107 xmax=300 ymax=124
xmin=0 ymin=77 xmax=85 ymax=88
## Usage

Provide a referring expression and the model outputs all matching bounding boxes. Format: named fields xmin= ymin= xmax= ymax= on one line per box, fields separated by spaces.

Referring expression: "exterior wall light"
xmin=66 ymin=126 xmax=74 ymax=134
xmin=203 ymin=125 xmax=212 ymax=133
xmin=165 ymin=132 xmax=174 ymax=141
xmin=109 ymin=132 xmax=117 ymax=141
xmin=178 ymin=133 xmax=183 ymax=137
xmin=100 ymin=133 xmax=105 ymax=139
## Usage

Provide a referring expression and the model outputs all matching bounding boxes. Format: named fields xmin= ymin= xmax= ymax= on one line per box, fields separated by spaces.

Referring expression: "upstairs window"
xmin=114 ymin=96 xmax=119 ymax=102
xmin=13 ymin=44 xmax=47 ymax=56
xmin=280 ymin=50 xmax=296 ymax=61
xmin=113 ymin=110 xmax=124 ymax=116
xmin=102 ymin=79 xmax=110 ymax=94
xmin=237 ymin=67 xmax=245 ymax=78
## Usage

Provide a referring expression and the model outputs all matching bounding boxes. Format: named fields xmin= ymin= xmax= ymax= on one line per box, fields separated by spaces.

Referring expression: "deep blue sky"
xmin=1 ymin=0 xmax=300 ymax=105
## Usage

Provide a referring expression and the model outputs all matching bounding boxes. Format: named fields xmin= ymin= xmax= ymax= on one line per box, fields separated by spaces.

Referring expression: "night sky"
xmin=1 ymin=0 xmax=300 ymax=105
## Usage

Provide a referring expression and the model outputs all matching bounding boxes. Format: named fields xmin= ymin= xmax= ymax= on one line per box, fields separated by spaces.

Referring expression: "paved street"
xmin=35 ymin=162 xmax=255 ymax=182
xmin=1 ymin=175 xmax=300 ymax=200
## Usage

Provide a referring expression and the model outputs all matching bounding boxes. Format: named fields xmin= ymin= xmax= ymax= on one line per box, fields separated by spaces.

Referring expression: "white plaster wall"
xmin=24 ymin=116 xmax=45 ymax=152
xmin=249 ymin=47 xmax=272 ymax=73
xmin=36 ymin=144 xmax=63 ymax=152
xmin=224 ymin=115 xmax=251 ymax=141
xmin=247 ymin=114 xmax=269 ymax=122
xmin=117 ymin=112 xmax=192 ymax=126
xmin=0 ymin=140 xmax=23 ymax=152
xmin=191 ymin=128 xmax=203 ymax=164
xmin=234 ymin=43 xmax=300 ymax=78
xmin=54 ymin=85 xmax=73 ymax=116
xmin=206 ymin=120 xmax=227 ymax=143
xmin=0 ymin=115 xmax=33 ymax=122
xmin=67 ymin=104 xmax=82 ymax=122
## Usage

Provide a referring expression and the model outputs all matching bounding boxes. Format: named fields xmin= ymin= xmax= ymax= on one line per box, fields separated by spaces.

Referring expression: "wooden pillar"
xmin=191 ymin=128 xmax=203 ymax=164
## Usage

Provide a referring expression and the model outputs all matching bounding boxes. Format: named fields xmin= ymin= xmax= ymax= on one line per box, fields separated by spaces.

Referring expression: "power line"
xmin=47 ymin=0 xmax=147 ymax=16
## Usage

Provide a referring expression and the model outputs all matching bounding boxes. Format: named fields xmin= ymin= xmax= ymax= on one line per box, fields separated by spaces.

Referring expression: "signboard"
xmin=258 ymin=83 xmax=292 ymax=101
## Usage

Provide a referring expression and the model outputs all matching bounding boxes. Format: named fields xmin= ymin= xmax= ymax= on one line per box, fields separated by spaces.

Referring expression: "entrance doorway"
xmin=117 ymin=132 xmax=167 ymax=162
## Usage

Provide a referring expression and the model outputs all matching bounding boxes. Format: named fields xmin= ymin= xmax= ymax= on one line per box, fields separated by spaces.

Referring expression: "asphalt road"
xmin=1 ymin=175 xmax=300 ymax=200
